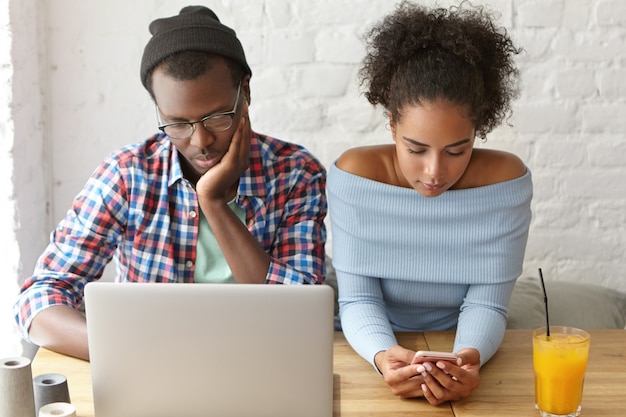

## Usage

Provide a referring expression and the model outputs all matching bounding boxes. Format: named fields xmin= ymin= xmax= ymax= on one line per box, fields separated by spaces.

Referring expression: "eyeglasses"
xmin=157 ymin=82 xmax=242 ymax=140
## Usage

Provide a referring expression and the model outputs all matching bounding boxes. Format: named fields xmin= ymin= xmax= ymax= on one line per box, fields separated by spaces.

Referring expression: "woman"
xmin=327 ymin=1 xmax=532 ymax=405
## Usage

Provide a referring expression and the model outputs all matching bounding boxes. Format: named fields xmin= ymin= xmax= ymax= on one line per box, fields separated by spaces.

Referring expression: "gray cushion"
xmin=324 ymin=256 xmax=339 ymax=316
xmin=507 ymin=276 xmax=626 ymax=329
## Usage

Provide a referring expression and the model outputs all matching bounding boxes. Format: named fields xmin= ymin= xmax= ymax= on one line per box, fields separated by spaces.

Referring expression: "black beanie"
xmin=140 ymin=5 xmax=252 ymax=89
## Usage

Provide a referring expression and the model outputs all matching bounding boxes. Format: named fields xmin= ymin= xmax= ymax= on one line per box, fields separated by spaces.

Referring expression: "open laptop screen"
xmin=85 ymin=282 xmax=334 ymax=417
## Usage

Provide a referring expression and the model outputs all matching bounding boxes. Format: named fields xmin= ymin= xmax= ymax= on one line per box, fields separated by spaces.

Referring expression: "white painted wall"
xmin=2 ymin=0 xmax=626 ymax=355
xmin=0 ymin=0 xmax=19 ymax=358
xmin=1 ymin=0 xmax=48 ymax=357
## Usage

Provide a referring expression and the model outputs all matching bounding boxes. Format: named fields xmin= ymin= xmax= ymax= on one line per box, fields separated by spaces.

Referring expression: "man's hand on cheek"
xmin=196 ymin=101 xmax=251 ymax=202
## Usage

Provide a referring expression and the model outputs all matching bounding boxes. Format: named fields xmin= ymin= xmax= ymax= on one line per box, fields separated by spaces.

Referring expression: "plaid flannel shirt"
xmin=15 ymin=132 xmax=327 ymax=340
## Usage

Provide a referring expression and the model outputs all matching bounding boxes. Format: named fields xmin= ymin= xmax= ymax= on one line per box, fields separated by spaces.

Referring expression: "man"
xmin=14 ymin=6 xmax=327 ymax=360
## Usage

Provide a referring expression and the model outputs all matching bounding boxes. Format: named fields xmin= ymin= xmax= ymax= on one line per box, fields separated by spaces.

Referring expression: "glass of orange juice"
xmin=533 ymin=326 xmax=591 ymax=417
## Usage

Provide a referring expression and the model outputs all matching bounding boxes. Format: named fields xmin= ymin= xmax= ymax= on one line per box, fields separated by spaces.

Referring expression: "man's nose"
xmin=189 ymin=123 xmax=217 ymax=148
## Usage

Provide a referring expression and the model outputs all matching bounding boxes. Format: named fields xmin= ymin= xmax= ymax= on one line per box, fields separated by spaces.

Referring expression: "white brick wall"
xmin=2 ymin=0 xmax=626 ymax=353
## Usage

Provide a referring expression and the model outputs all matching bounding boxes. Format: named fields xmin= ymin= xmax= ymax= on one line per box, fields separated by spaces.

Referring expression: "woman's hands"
xmin=417 ymin=348 xmax=480 ymax=405
xmin=375 ymin=345 xmax=480 ymax=406
xmin=375 ymin=345 xmax=425 ymax=398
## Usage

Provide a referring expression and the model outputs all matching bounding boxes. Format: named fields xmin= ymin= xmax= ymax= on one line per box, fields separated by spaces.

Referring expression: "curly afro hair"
xmin=360 ymin=1 xmax=522 ymax=139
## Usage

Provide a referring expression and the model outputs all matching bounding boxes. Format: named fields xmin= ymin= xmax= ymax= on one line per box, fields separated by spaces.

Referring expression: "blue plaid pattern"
xmin=15 ymin=132 xmax=327 ymax=339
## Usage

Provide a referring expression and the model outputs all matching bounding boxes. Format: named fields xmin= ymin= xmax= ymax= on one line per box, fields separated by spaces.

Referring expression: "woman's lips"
xmin=421 ymin=182 xmax=445 ymax=191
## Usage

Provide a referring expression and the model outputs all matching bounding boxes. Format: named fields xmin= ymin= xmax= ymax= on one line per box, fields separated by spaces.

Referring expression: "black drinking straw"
xmin=538 ymin=268 xmax=550 ymax=338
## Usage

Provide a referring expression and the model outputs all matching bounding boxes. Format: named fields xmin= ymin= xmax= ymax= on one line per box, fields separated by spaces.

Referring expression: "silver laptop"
xmin=84 ymin=282 xmax=335 ymax=417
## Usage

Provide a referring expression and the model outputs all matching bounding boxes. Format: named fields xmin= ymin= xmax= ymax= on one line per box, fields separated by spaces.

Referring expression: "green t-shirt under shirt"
xmin=194 ymin=199 xmax=246 ymax=283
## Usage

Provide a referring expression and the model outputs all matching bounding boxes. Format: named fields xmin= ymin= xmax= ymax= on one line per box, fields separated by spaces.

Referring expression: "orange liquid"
xmin=533 ymin=333 xmax=590 ymax=415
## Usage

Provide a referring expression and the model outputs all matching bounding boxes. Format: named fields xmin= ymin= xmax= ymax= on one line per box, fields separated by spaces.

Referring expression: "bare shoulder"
xmin=335 ymin=145 xmax=395 ymax=182
xmin=461 ymin=149 xmax=527 ymax=188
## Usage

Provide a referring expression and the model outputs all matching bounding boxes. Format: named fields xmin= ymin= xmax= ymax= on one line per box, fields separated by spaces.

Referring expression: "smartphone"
xmin=411 ymin=350 xmax=458 ymax=364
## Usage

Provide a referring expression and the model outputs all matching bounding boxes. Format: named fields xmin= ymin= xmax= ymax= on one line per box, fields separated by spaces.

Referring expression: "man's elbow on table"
xmin=29 ymin=305 xmax=90 ymax=361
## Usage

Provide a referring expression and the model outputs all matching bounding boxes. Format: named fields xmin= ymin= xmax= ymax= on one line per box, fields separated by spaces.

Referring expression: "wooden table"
xmin=334 ymin=331 xmax=454 ymax=416
xmin=445 ymin=329 xmax=626 ymax=417
xmin=32 ymin=329 xmax=626 ymax=417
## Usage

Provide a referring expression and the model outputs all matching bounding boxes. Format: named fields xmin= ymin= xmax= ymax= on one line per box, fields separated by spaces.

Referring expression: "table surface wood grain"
xmin=31 ymin=329 xmax=626 ymax=417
